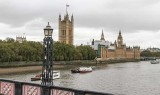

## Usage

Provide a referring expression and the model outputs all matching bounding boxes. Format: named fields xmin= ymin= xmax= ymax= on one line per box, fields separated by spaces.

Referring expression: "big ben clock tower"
xmin=117 ymin=30 xmax=123 ymax=48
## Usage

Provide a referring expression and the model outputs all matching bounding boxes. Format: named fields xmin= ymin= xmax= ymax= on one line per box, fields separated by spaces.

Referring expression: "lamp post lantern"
xmin=41 ymin=22 xmax=54 ymax=85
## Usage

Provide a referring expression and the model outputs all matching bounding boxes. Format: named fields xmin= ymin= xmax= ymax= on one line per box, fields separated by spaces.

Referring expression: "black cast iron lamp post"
xmin=41 ymin=22 xmax=54 ymax=85
xmin=44 ymin=23 xmax=53 ymax=37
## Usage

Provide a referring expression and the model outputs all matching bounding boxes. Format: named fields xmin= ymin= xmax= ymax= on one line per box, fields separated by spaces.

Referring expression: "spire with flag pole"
xmin=66 ymin=4 xmax=69 ymax=14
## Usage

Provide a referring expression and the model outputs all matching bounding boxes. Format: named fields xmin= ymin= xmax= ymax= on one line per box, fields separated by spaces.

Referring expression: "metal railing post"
xmin=14 ymin=82 xmax=22 ymax=95
xmin=42 ymin=86 xmax=51 ymax=95
xmin=74 ymin=90 xmax=85 ymax=95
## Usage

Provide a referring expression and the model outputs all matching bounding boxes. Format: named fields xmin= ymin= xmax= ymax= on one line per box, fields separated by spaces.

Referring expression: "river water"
xmin=1 ymin=61 xmax=160 ymax=95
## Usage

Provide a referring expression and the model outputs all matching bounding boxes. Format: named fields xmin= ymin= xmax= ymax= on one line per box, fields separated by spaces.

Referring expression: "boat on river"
xmin=71 ymin=67 xmax=92 ymax=73
xmin=150 ymin=60 xmax=160 ymax=64
xmin=71 ymin=69 xmax=80 ymax=73
xmin=31 ymin=71 xmax=60 ymax=81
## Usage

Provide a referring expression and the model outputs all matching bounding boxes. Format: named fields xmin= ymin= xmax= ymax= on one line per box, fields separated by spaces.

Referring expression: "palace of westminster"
xmin=17 ymin=7 xmax=140 ymax=60
xmin=57 ymin=7 xmax=140 ymax=60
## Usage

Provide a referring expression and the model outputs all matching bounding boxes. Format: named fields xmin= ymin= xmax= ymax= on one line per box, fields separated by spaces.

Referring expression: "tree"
xmin=6 ymin=37 xmax=15 ymax=43
xmin=0 ymin=38 xmax=96 ymax=62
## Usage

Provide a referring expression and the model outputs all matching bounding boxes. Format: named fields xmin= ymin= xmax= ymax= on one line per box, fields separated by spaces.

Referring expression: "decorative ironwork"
xmin=22 ymin=85 xmax=41 ymax=95
xmin=0 ymin=82 xmax=15 ymax=95
xmin=0 ymin=79 xmax=113 ymax=95
xmin=41 ymin=22 xmax=54 ymax=85
xmin=51 ymin=89 xmax=75 ymax=95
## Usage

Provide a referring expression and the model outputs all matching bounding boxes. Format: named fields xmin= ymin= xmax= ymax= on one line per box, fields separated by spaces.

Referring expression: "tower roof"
xmin=118 ymin=30 xmax=122 ymax=38
xmin=100 ymin=29 xmax=105 ymax=41
xmin=44 ymin=22 xmax=52 ymax=30
xmin=119 ymin=30 xmax=121 ymax=34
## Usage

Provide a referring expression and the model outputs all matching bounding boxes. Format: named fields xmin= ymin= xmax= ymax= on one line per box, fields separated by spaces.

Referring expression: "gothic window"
xmin=63 ymin=30 xmax=65 ymax=35
xmin=64 ymin=30 xmax=66 ymax=35
xmin=69 ymin=30 xmax=72 ymax=35
xmin=62 ymin=30 xmax=64 ymax=35
xmin=62 ymin=30 xmax=66 ymax=36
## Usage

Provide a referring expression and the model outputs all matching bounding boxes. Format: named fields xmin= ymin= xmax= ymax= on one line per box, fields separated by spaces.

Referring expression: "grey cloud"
xmin=0 ymin=0 xmax=160 ymax=33
xmin=73 ymin=0 xmax=160 ymax=32
xmin=105 ymin=0 xmax=160 ymax=9
xmin=0 ymin=0 xmax=65 ymax=27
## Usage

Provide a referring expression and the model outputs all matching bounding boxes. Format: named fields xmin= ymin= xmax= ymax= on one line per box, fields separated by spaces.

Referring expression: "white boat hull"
xmin=71 ymin=67 xmax=93 ymax=73
xmin=150 ymin=60 xmax=159 ymax=64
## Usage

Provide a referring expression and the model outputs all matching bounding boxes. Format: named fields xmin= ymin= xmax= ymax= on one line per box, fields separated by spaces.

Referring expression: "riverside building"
xmin=91 ymin=30 xmax=140 ymax=61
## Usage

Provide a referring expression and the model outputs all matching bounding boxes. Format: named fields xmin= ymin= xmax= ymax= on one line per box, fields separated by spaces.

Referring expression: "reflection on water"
xmin=1 ymin=61 xmax=160 ymax=95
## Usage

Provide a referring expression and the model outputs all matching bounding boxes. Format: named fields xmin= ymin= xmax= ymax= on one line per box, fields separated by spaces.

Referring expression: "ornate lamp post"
xmin=41 ymin=22 xmax=53 ymax=85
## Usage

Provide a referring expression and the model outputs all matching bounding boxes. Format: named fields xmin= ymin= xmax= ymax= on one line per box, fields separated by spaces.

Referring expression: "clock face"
xmin=118 ymin=39 xmax=121 ymax=42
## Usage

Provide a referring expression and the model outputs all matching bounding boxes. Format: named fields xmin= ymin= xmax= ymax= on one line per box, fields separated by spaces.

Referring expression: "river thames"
xmin=1 ymin=61 xmax=160 ymax=95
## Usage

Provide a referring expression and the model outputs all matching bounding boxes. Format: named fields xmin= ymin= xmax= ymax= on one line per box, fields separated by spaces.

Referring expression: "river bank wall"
xmin=0 ymin=59 xmax=140 ymax=67
xmin=0 ymin=59 xmax=140 ymax=75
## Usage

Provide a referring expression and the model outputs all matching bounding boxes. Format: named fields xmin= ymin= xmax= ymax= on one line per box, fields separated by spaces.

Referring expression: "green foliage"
xmin=0 ymin=38 xmax=96 ymax=62
xmin=0 ymin=39 xmax=43 ymax=62
xmin=53 ymin=42 xmax=96 ymax=61
xmin=140 ymin=50 xmax=160 ymax=57
xmin=6 ymin=37 xmax=15 ymax=43
xmin=76 ymin=45 xmax=96 ymax=60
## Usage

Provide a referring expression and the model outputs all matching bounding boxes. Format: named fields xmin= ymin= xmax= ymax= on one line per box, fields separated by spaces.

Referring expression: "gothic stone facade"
xmin=16 ymin=36 xmax=26 ymax=43
xmin=59 ymin=14 xmax=74 ymax=45
xmin=95 ymin=31 xmax=140 ymax=61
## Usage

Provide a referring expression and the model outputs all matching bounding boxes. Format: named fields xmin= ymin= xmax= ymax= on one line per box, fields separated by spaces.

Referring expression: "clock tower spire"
xmin=117 ymin=30 xmax=123 ymax=47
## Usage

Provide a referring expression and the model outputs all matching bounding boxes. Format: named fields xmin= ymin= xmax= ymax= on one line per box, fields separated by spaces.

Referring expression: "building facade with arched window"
xmin=59 ymin=13 xmax=74 ymax=45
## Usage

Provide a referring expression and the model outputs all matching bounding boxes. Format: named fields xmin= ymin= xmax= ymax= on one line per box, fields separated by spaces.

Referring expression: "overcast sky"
xmin=0 ymin=0 xmax=160 ymax=49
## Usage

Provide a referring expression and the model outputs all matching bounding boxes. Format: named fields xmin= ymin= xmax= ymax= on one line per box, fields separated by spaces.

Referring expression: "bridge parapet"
xmin=0 ymin=79 xmax=113 ymax=95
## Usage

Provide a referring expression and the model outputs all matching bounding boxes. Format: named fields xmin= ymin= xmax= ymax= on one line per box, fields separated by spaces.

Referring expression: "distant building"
xmin=91 ymin=29 xmax=110 ymax=50
xmin=16 ymin=36 xmax=26 ymax=43
xmin=59 ymin=12 xmax=74 ymax=45
xmin=91 ymin=30 xmax=140 ymax=61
